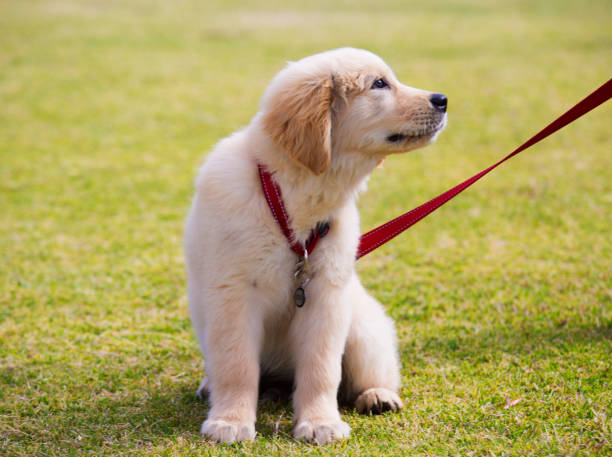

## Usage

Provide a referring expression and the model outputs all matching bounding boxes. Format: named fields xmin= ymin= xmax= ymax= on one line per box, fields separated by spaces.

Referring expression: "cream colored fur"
xmin=185 ymin=48 xmax=447 ymax=444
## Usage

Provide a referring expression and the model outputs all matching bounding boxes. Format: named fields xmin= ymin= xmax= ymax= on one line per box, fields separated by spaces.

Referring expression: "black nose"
xmin=429 ymin=93 xmax=448 ymax=112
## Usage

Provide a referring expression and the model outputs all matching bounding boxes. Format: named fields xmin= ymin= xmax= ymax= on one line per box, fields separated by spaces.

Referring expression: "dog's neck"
xmin=249 ymin=121 xmax=382 ymax=241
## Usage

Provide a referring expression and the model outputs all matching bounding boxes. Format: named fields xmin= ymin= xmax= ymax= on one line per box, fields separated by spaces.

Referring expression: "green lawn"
xmin=1 ymin=0 xmax=611 ymax=456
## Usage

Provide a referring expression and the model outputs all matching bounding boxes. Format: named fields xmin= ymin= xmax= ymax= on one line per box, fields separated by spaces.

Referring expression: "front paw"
xmin=355 ymin=387 xmax=403 ymax=414
xmin=293 ymin=419 xmax=350 ymax=444
xmin=201 ymin=418 xmax=256 ymax=443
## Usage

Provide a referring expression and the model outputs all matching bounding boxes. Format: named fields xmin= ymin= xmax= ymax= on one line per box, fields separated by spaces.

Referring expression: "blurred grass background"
xmin=0 ymin=0 xmax=610 ymax=456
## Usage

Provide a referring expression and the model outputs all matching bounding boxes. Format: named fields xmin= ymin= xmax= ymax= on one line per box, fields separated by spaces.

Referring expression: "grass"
xmin=1 ymin=0 xmax=610 ymax=455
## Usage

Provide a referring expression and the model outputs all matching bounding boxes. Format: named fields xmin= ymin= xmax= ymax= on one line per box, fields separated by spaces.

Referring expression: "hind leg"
xmin=342 ymin=275 xmax=403 ymax=414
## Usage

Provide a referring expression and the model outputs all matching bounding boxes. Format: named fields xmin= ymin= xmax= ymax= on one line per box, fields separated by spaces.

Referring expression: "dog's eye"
xmin=371 ymin=78 xmax=389 ymax=89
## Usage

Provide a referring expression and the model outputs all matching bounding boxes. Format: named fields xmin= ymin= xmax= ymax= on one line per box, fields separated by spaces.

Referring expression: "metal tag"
xmin=294 ymin=252 xmax=310 ymax=307
xmin=294 ymin=286 xmax=306 ymax=307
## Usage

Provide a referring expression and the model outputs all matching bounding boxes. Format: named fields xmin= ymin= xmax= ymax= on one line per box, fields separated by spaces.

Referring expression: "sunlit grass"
xmin=1 ymin=0 xmax=610 ymax=455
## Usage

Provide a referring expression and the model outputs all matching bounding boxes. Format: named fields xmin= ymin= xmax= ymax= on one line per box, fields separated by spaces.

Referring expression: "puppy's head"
xmin=261 ymin=48 xmax=447 ymax=175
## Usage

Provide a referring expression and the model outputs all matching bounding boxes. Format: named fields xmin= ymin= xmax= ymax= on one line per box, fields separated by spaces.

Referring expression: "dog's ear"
xmin=263 ymin=74 xmax=334 ymax=175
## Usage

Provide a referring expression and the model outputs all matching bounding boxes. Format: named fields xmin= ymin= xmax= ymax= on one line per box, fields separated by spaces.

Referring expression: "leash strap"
xmin=356 ymin=78 xmax=612 ymax=259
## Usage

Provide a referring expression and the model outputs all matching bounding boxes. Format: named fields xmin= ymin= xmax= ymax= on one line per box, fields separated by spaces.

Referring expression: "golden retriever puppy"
xmin=185 ymin=47 xmax=447 ymax=444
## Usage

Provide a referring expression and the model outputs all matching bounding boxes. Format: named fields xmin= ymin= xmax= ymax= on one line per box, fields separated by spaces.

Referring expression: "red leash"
xmin=356 ymin=78 xmax=612 ymax=259
xmin=259 ymin=79 xmax=611 ymax=264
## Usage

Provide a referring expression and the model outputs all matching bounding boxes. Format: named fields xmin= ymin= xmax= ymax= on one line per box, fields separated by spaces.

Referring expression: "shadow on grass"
xmin=132 ymin=383 xmax=296 ymax=443
xmin=134 ymin=383 xmax=370 ymax=445
xmin=10 ymin=320 xmax=606 ymax=455
xmin=108 ymin=321 xmax=611 ymax=447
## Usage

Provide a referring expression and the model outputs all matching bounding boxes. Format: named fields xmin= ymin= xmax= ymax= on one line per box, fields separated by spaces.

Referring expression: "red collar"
xmin=257 ymin=163 xmax=329 ymax=258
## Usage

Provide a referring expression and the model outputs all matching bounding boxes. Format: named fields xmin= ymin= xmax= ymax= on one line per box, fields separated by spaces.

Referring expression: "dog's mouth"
xmin=385 ymin=128 xmax=437 ymax=144
xmin=386 ymin=116 xmax=447 ymax=145
xmin=386 ymin=133 xmax=409 ymax=143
